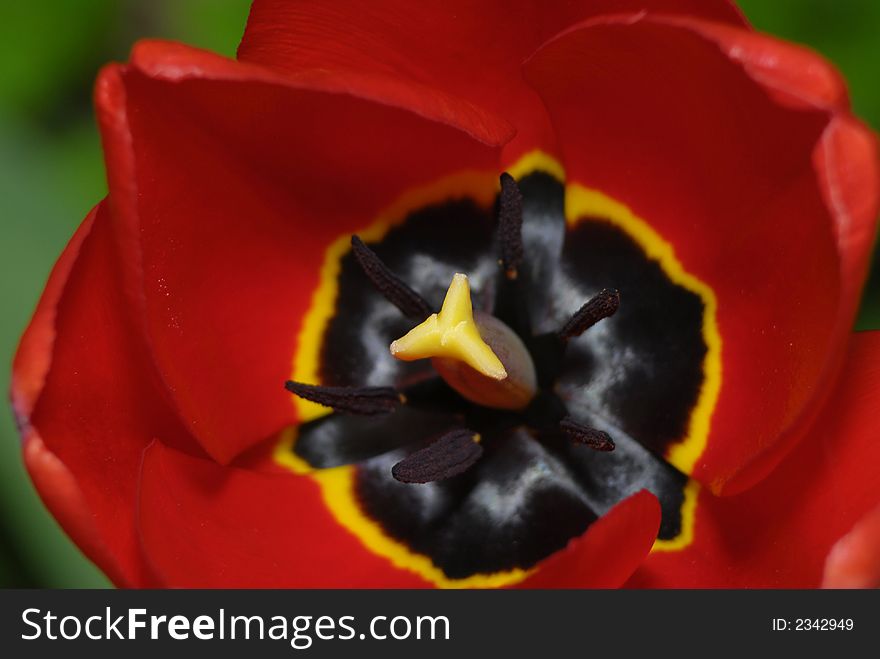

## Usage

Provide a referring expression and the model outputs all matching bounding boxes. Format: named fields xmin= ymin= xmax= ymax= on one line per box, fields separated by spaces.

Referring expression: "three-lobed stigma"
xmin=390 ymin=273 xmax=507 ymax=381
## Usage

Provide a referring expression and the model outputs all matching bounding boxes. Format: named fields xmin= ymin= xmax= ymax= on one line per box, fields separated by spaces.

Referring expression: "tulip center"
xmin=280 ymin=161 xmax=715 ymax=582
xmin=287 ymin=173 xmax=621 ymax=484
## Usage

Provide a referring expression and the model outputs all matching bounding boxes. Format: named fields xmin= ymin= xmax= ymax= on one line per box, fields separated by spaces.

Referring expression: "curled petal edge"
xmin=823 ymin=502 xmax=880 ymax=589
xmin=22 ymin=431 xmax=129 ymax=587
xmin=720 ymin=116 xmax=880 ymax=496
xmin=126 ymin=40 xmax=515 ymax=148
xmin=11 ymin=207 xmax=96 ymax=426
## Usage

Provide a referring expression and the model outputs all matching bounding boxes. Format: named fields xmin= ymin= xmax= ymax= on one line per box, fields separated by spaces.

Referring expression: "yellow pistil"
xmin=390 ymin=273 xmax=507 ymax=380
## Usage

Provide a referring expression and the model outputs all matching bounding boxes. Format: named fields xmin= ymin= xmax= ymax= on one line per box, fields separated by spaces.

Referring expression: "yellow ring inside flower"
xmin=275 ymin=150 xmax=720 ymax=585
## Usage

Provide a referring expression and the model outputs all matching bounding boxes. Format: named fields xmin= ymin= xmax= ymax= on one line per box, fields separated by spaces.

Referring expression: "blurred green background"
xmin=0 ymin=0 xmax=878 ymax=588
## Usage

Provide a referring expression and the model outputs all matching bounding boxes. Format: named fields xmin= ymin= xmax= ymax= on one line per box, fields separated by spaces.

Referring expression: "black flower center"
xmin=283 ymin=167 xmax=710 ymax=582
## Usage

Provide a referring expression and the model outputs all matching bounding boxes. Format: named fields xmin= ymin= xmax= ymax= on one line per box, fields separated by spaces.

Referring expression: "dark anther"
xmin=559 ymin=417 xmax=615 ymax=451
xmin=285 ymin=380 xmax=404 ymax=415
xmin=391 ymin=428 xmax=483 ymax=484
xmin=497 ymin=173 xmax=524 ymax=280
xmin=558 ymin=289 xmax=620 ymax=340
xmin=351 ymin=235 xmax=433 ymax=319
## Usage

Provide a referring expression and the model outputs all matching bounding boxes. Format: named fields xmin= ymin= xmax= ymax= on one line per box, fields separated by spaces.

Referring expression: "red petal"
xmin=16 ymin=202 xmax=198 ymax=587
xmin=517 ymin=490 xmax=661 ymax=588
xmin=657 ymin=17 xmax=848 ymax=112
xmin=822 ymin=502 xmax=880 ymax=589
xmin=138 ymin=441 xmax=434 ymax=587
xmin=815 ymin=115 xmax=880 ymax=304
xmin=238 ymin=0 xmax=747 ymax=163
xmin=11 ymin=207 xmax=95 ymax=424
xmin=525 ymin=16 xmax=880 ymax=491
xmin=21 ymin=432 xmax=122 ymax=584
xmin=140 ymin=444 xmax=660 ymax=588
xmin=627 ymin=331 xmax=880 ymax=588
xmin=95 ymin=42 xmax=508 ymax=464
xmin=11 ymin=206 xmax=123 ymax=583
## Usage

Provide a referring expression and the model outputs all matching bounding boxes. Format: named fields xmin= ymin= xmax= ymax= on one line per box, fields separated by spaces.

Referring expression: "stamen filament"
xmin=497 ymin=172 xmax=524 ymax=280
xmin=391 ymin=428 xmax=483 ymax=483
xmin=559 ymin=417 xmax=615 ymax=451
xmin=558 ymin=289 xmax=620 ymax=339
xmin=284 ymin=380 xmax=403 ymax=415
xmin=351 ymin=235 xmax=432 ymax=319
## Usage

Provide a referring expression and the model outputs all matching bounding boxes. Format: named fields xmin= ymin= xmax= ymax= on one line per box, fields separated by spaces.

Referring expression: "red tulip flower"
xmin=11 ymin=0 xmax=880 ymax=588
